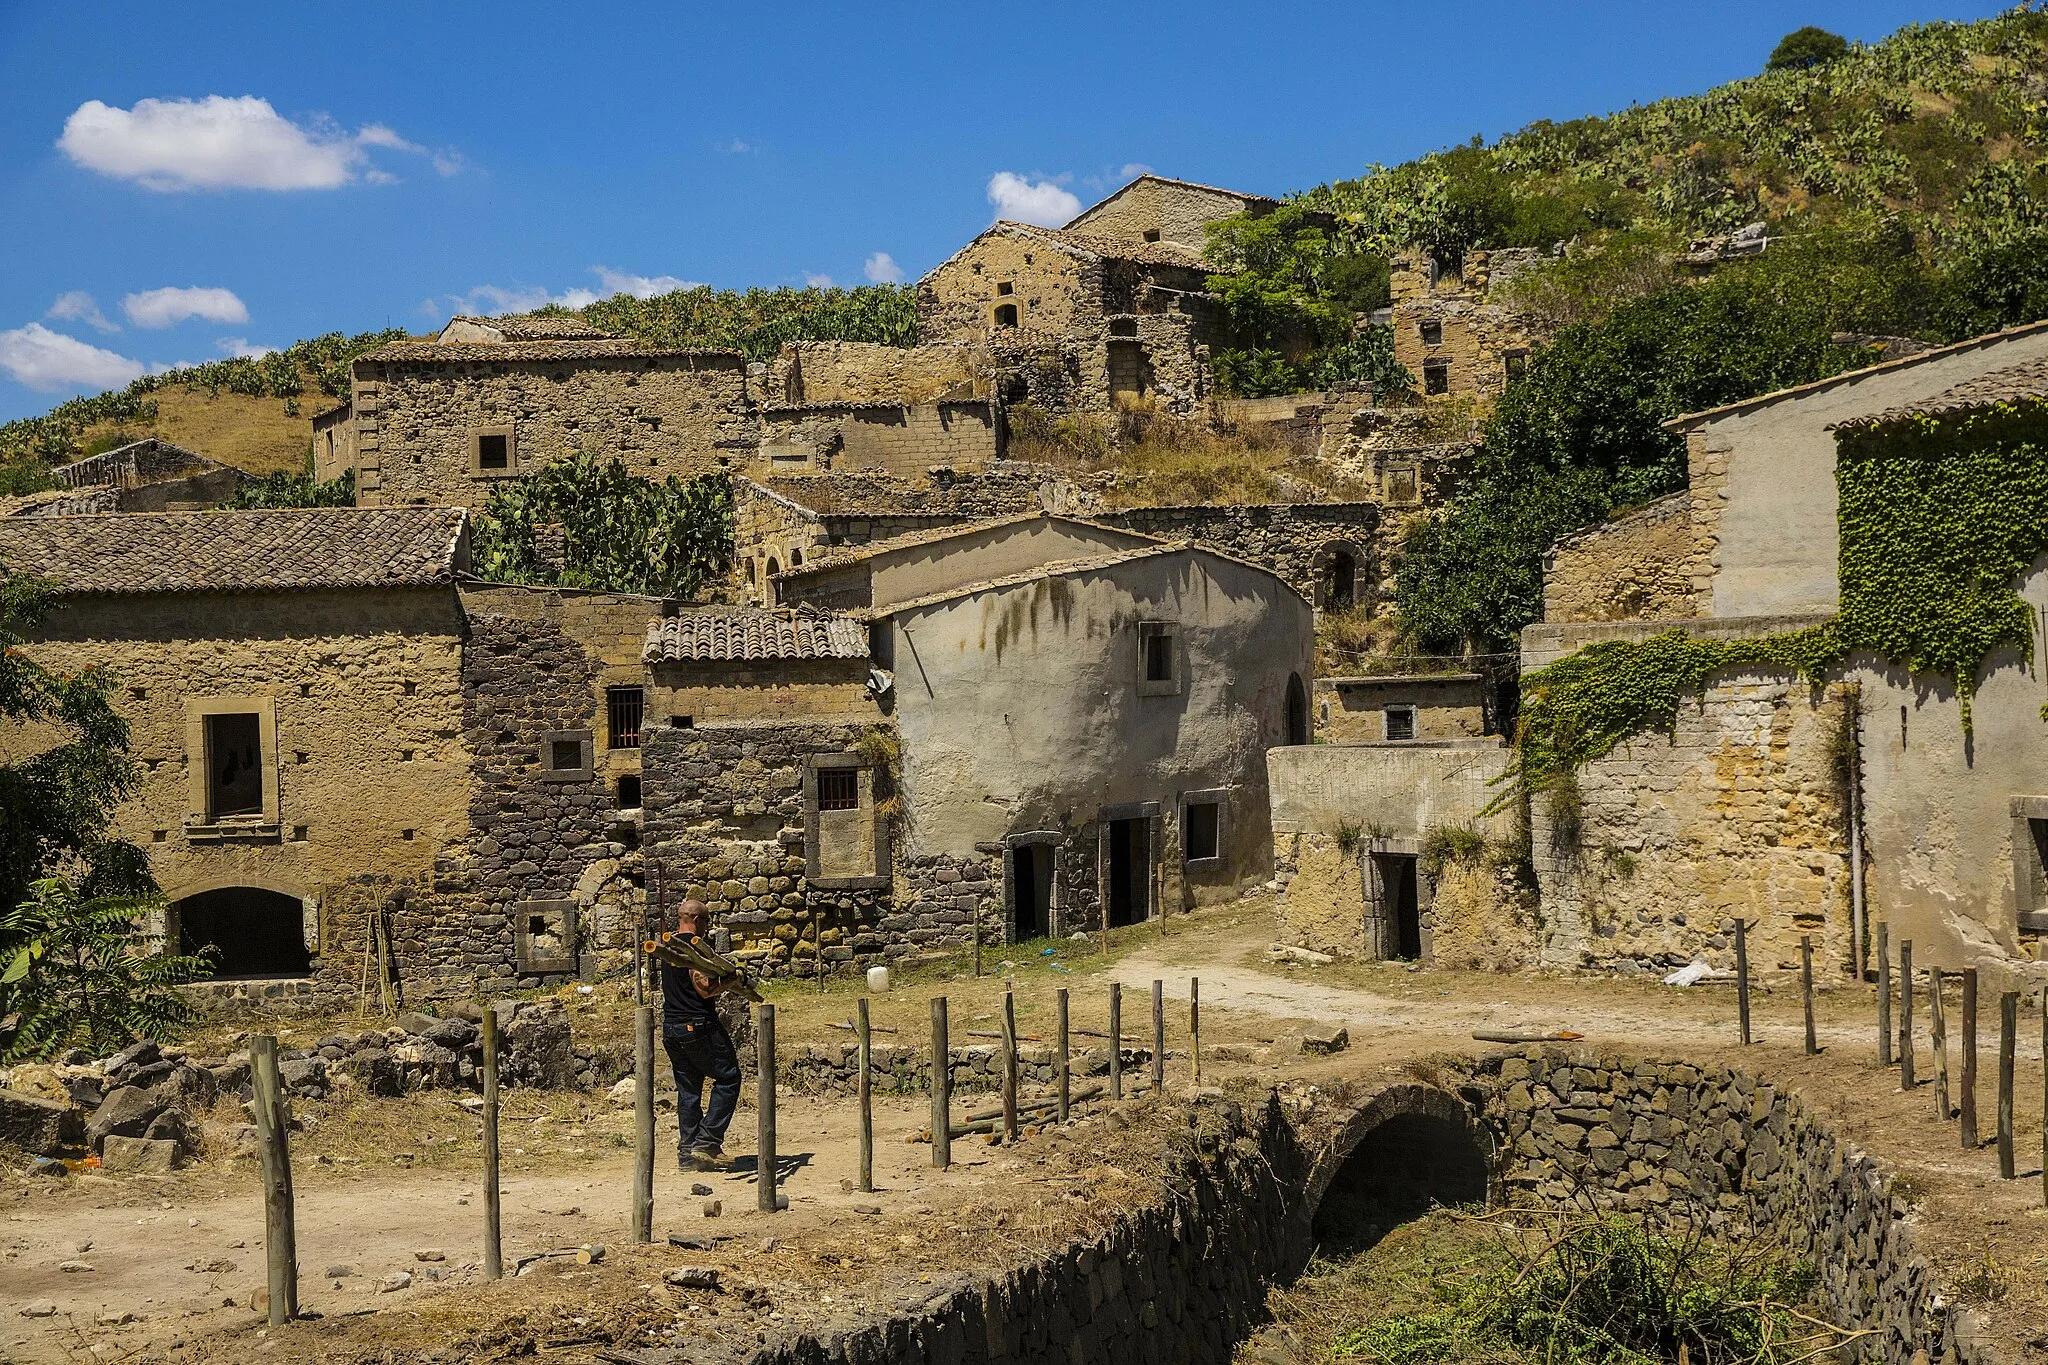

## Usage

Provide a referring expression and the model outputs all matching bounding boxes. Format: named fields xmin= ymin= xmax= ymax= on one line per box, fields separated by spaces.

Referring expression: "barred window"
xmin=607 ymin=686 xmax=644 ymax=749
xmin=818 ymin=769 xmax=860 ymax=810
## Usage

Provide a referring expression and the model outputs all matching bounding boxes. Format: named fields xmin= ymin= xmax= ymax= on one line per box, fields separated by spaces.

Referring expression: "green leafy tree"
xmin=1768 ymin=25 xmax=1850 ymax=71
xmin=2 ymin=880 xmax=208 ymax=1061
xmin=472 ymin=452 xmax=733 ymax=599
xmin=226 ymin=466 xmax=356 ymax=509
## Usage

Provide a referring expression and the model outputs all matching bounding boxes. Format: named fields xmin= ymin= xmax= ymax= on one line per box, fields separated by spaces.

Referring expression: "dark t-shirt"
xmin=659 ymin=959 xmax=723 ymax=1038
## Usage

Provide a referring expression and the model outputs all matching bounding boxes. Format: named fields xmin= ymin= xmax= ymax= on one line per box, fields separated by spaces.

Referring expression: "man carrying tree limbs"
xmin=653 ymin=899 xmax=748 ymax=1172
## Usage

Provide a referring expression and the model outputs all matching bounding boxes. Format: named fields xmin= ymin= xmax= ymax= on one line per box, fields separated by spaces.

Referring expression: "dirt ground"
xmin=5 ymin=898 xmax=2046 ymax=1364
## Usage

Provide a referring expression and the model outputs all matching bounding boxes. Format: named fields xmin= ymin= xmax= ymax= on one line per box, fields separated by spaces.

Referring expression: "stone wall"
xmin=1315 ymin=676 xmax=1490 ymax=742
xmin=920 ymin=230 xmax=1104 ymax=348
xmin=1528 ymin=667 xmax=1854 ymax=976
xmin=350 ymin=352 xmax=754 ymax=509
xmin=756 ymin=401 xmax=998 ymax=478
xmin=1065 ymin=178 xmax=1264 ymax=250
xmin=1388 ymin=247 xmax=1547 ymax=401
xmin=1542 ymin=491 xmax=1710 ymax=624
xmin=769 ymin=341 xmax=989 ymax=405
xmin=1096 ymin=501 xmax=1378 ymax=604
xmin=1469 ymin=1048 xmax=1996 ymax=1365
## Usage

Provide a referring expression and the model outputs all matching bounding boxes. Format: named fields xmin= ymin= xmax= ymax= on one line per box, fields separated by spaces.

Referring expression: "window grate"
xmin=607 ymin=686 xmax=645 ymax=749
xmin=818 ymin=769 xmax=860 ymax=811
xmin=1385 ymin=706 xmax=1417 ymax=741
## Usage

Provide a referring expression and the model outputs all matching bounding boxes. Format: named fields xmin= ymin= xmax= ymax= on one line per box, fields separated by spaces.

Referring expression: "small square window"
xmin=477 ymin=434 xmax=509 ymax=469
xmin=1505 ymin=350 xmax=1529 ymax=382
xmin=1185 ymin=801 xmax=1220 ymax=862
xmin=607 ymin=685 xmax=645 ymax=749
xmin=1142 ymin=228 xmax=1162 ymax=243
xmin=550 ymin=738 xmax=583 ymax=771
xmin=819 ymin=769 xmax=860 ymax=811
xmin=1423 ymin=360 xmax=1450 ymax=396
xmin=1385 ymin=706 xmax=1417 ymax=741
xmin=617 ymin=773 xmax=642 ymax=809
xmin=1137 ymin=622 xmax=1179 ymax=695
xmin=996 ymin=281 xmax=1015 ymax=296
xmin=1419 ymin=318 xmax=1443 ymax=347
xmin=994 ymin=303 xmax=1019 ymax=329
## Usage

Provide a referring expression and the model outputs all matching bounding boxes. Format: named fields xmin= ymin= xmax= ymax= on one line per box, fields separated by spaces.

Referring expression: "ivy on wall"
xmin=1497 ymin=398 xmax=2048 ymax=809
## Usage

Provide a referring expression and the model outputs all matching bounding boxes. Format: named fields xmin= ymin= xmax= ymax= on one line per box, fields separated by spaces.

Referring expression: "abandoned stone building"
xmin=917 ymin=220 xmax=1227 ymax=416
xmin=1061 ymin=173 xmax=1282 ymax=251
xmin=1388 ymin=247 xmax=1546 ymax=399
xmin=1314 ymin=673 xmax=1493 ymax=743
xmin=3 ymin=439 xmax=255 ymax=517
xmin=1526 ymin=320 xmax=2048 ymax=981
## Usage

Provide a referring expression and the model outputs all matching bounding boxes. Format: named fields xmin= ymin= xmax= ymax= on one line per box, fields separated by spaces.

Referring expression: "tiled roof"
xmin=1027 ymin=223 xmax=1215 ymax=271
xmin=363 ymin=339 xmax=680 ymax=362
xmin=446 ymin=314 xmax=616 ymax=341
xmin=774 ymin=513 xmax=1158 ymax=579
xmin=643 ymin=609 xmax=869 ymax=663
xmin=1835 ymin=356 xmax=2048 ymax=431
xmin=0 ymin=507 xmax=468 ymax=595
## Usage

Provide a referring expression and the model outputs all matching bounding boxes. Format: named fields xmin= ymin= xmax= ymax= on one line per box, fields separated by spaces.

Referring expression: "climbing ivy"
xmin=1498 ymin=398 xmax=2048 ymax=808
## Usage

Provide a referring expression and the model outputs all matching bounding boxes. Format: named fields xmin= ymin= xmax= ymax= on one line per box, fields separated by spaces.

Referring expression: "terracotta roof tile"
xmin=0 ymin=507 xmax=468 ymax=595
xmin=362 ymin=338 xmax=750 ymax=363
xmin=446 ymin=314 xmax=616 ymax=341
xmin=1835 ymin=356 xmax=2048 ymax=431
xmin=643 ymin=608 xmax=868 ymax=663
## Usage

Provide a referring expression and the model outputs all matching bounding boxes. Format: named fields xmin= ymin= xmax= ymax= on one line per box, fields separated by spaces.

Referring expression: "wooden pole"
xmin=930 ymin=997 xmax=951 ymax=1170
xmin=1930 ymin=968 xmax=1949 ymax=1120
xmin=1000 ymin=990 xmax=1019 ymax=1143
xmin=1055 ymin=988 xmax=1070 ymax=1123
xmin=1801 ymin=934 xmax=1818 ymax=1055
xmin=481 ymin=1004 xmax=502 ymax=1280
xmin=632 ymin=1004 xmax=654 ymax=1243
xmin=1900 ymin=940 xmax=1916 ymax=1089
xmin=973 ymin=909 xmax=982 ymax=978
xmin=1109 ymin=983 xmax=1123 ymax=1100
xmin=1961 ymin=968 xmax=1980 ymax=1149
xmin=1876 ymin=922 xmax=1893 ymax=1066
xmin=2039 ymin=988 xmax=2046 ymax=1207
xmin=756 ymin=1003 xmax=778 ymax=1212
xmin=372 ymin=909 xmax=395 ymax=1018
xmin=1734 ymin=918 xmax=1751 ymax=1045
xmin=1151 ymin=979 xmax=1165 ymax=1090
xmin=1998 ymin=991 xmax=2016 ymax=1180
xmin=249 ymin=1035 xmax=298 ymax=1325
xmin=856 ymin=997 xmax=873 ymax=1194
xmin=1191 ymin=977 xmax=1201 ymax=1087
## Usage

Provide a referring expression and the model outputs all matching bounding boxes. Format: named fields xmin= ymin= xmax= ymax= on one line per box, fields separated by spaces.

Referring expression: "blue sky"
xmin=0 ymin=0 xmax=2012 ymax=424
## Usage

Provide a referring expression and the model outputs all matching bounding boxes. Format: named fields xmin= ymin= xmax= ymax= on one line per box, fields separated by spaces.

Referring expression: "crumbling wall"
xmin=1097 ymin=502 xmax=1380 ymax=603
xmin=919 ymin=231 xmax=1103 ymax=346
xmin=1388 ymin=248 xmax=1546 ymax=400
xmin=1065 ymin=179 xmax=1261 ymax=250
xmin=1542 ymin=491 xmax=1709 ymax=624
xmin=756 ymin=401 xmax=998 ymax=478
xmin=770 ymin=341 xmax=989 ymax=405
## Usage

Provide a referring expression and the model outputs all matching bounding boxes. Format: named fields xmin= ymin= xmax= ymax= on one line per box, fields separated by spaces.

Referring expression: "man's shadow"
xmin=733 ymin=1151 xmax=812 ymax=1184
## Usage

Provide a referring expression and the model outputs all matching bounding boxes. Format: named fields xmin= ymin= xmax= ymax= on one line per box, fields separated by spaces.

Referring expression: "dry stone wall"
xmin=1542 ymin=491 xmax=1711 ymax=624
xmin=758 ymin=401 xmax=997 ymax=477
xmin=1097 ymin=502 xmax=1377 ymax=603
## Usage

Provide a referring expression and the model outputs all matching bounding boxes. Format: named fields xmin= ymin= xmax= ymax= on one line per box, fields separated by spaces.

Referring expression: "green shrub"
xmin=1768 ymin=26 xmax=1851 ymax=72
xmin=472 ymin=452 xmax=732 ymax=599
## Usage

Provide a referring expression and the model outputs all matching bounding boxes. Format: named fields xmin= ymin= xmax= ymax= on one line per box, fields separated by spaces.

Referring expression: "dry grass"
xmin=1009 ymin=401 xmax=1372 ymax=509
xmin=82 ymin=384 xmax=315 ymax=478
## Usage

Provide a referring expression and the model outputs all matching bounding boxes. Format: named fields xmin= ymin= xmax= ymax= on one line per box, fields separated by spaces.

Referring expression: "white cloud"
xmin=863 ymin=252 xmax=905 ymax=285
xmin=717 ymin=138 xmax=757 ymax=154
xmin=1119 ymin=162 xmax=1155 ymax=180
xmin=121 ymin=286 xmax=249 ymax=329
xmin=987 ymin=171 xmax=1081 ymax=227
xmin=803 ymin=273 xmax=836 ymax=289
xmin=0 ymin=322 xmax=144 ymax=392
xmin=47 ymin=290 xmax=118 ymax=333
xmin=57 ymin=95 xmax=453 ymax=191
xmin=215 ymin=337 xmax=275 ymax=359
xmin=592 ymin=266 xmax=701 ymax=299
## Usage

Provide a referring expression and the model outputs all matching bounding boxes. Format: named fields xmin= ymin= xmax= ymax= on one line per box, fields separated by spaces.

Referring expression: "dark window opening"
xmin=994 ymin=303 xmax=1019 ymax=329
xmin=1144 ymin=631 xmax=1174 ymax=682
xmin=1324 ymin=547 xmax=1357 ymax=609
xmin=477 ymin=433 xmax=509 ymax=470
xmin=767 ymin=557 xmax=781 ymax=577
xmin=1012 ymin=843 xmax=1052 ymax=941
xmin=1107 ymin=818 xmax=1149 ymax=927
xmin=1375 ymin=852 xmax=1422 ymax=960
xmin=670 ymin=715 xmax=694 ymax=729
xmin=996 ymin=281 xmax=1015 ymax=296
xmin=607 ymin=686 xmax=645 ymax=749
xmin=549 ymin=738 xmax=583 ymax=771
xmin=1423 ymin=360 xmax=1450 ymax=396
xmin=1505 ymin=350 xmax=1528 ymax=382
xmin=818 ymin=768 xmax=860 ymax=811
xmin=1385 ymin=706 xmax=1417 ymax=741
xmin=529 ymin=913 xmax=550 ymax=938
xmin=791 ymin=548 xmax=803 ymax=567
xmin=177 ymin=887 xmax=308 ymax=978
xmin=1185 ymin=802 xmax=1220 ymax=862
xmin=1142 ymin=228 xmax=1162 ymax=243
xmin=1286 ymin=673 xmax=1310 ymax=746
xmin=617 ymin=773 xmax=642 ymax=808
xmin=205 ymin=712 xmax=263 ymax=819
xmin=1419 ymin=318 xmax=1443 ymax=347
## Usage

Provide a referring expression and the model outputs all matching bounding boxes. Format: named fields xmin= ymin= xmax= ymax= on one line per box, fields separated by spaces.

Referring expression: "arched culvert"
xmin=1308 ymin=1084 xmax=1493 ymax=1255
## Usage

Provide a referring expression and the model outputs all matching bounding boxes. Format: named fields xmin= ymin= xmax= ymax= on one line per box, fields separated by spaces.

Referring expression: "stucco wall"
xmin=1315 ymin=676 xmax=1489 ymax=742
xmin=1267 ymin=740 xmax=1507 ymax=841
xmin=350 ymin=353 xmax=753 ymax=508
xmin=778 ymin=518 xmax=1156 ymax=612
xmin=885 ymin=551 xmax=1313 ymax=922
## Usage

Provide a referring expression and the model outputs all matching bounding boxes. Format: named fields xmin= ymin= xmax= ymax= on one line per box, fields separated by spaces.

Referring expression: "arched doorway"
xmin=175 ymin=887 xmax=310 ymax=978
xmin=1321 ymin=544 xmax=1358 ymax=610
xmin=1285 ymin=673 xmax=1310 ymax=746
xmin=1313 ymin=1087 xmax=1491 ymax=1255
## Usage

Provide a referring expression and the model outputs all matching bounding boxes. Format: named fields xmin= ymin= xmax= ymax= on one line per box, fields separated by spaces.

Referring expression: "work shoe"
xmin=688 ymin=1146 xmax=729 ymax=1172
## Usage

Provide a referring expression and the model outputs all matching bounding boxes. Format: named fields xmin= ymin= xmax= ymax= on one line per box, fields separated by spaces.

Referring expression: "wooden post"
xmin=1109 ymin=983 xmax=1123 ymax=1100
xmin=1998 ymin=991 xmax=2017 ymax=1180
xmin=249 ymin=1035 xmax=298 ymax=1325
xmin=931 ymin=996 xmax=951 ymax=1170
xmin=2039 ymin=988 xmax=2046 ymax=1207
xmin=632 ymin=1004 xmax=655 ymax=1243
xmin=1900 ymin=940 xmax=1916 ymax=1089
xmin=1801 ymin=934 xmax=1818 ymax=1055
xmin=1876 ymin=922 xmax=1893 ymax=1066
xmin=856 ymin=997 xmax=873 ymax=1194
xmin=1000 ymin=990 xmax=1019 ymax=1143
xmin=1055 ymin=988 xmax=1070 ymax=1123
xmin=1961 ymin=968 xmax=1980 ymax=1149
xmin=1191 ymin=977 xmax=1201 ymax=1087
xmin=1151 ymin=979 xmax=1165 ymax=1090
xmin=1930 ymin=969 xmax=1950 ymax=1121
xmin=756 ymin=1003 xmax=778 ymax=1212
xmin=481 ymin=1004 xmax=502 ymax=1280
xmin=371 ymin=909 xmax=395 ymax=1018
xmin=973 ymin=910 xmax=982 ymax=978
xmin=1734 ymin=918 xmax=1751 ymax=1045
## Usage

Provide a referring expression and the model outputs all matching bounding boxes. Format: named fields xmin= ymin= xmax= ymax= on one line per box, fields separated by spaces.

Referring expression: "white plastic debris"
xmin=1661 ymin=960 xmax=1729 ymax=987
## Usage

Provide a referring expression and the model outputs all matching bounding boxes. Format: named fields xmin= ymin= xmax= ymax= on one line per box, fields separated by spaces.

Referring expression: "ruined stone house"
xmin=1527 ymin=321 xmax=2048 ymax=982
xmin=3 ymin=439 xmax=257 ymax=517
xmin=1389 ymin=248 xmax=1546 ymax=399
xmin=1061 ymin=173 xmax=1282 ymax=251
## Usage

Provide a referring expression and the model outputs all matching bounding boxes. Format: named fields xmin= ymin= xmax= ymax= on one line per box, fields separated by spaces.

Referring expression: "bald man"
xmin=659 ymin=899 xmax=745 ymax=1171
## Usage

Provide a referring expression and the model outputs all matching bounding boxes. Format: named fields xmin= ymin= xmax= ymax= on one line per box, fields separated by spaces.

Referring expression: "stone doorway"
xmin=175 ymin=887 xmax=311 ymax=978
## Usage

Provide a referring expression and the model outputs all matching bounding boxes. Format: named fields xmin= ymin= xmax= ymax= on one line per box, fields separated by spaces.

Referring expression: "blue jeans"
xmin=664 ymin=1023 xmax=741 ymax=1154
